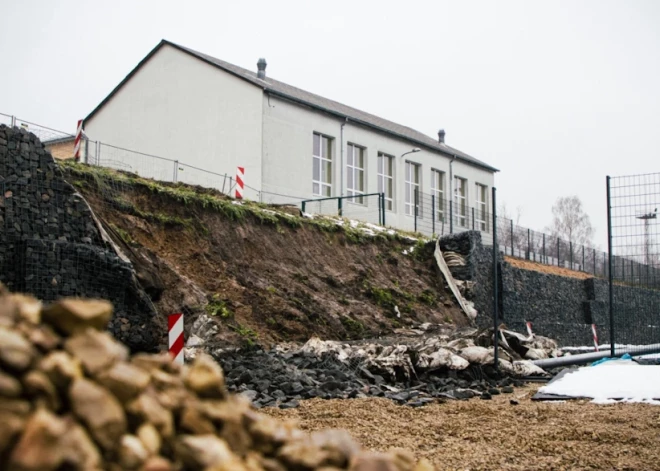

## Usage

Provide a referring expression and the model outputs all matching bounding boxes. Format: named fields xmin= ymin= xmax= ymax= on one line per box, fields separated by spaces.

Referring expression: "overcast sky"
xmin=1 ymin=0 xmax=659 ymax=247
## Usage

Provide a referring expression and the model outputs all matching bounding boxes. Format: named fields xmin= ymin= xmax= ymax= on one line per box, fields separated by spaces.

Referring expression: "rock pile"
xmin=219 ymin=348 xmax=523 ymax=409
xmin=0 ymin=287 xmax=435 ymax=471
xmin=209 ymin=327 xmax=554 ymax=409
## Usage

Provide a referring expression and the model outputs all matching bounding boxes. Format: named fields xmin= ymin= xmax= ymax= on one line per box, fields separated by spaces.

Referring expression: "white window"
xmin=476 ymin=183 xmax=489 ymax=232
xmin=377 ymin=153 xmax=394 ymax=210
xmin=404 ymin=161 xmax=421 ymax=216
xmin=454 ymin=176 xmax=467 ymax=227
xmin=313 ymin=133 xmax=332 ymax=196
xmin=431 ymin=169 xmax=445 ymax=222
xmin=346 ymin=143 xmax=365 ymax=204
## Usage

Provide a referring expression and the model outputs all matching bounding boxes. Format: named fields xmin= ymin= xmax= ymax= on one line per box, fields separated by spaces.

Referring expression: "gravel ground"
xmin=264 ymin=386 xmax=660 ymax=471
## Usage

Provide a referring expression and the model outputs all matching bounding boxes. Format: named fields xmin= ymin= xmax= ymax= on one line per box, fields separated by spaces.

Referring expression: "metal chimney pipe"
xmin=257 ymin=58 xmax=267 ymax=79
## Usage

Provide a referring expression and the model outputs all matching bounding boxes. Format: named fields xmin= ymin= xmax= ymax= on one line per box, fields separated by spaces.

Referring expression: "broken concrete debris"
xmin=0 ymin=287 xmax=436 ymax=470
xmin=206 ymin=325 xmax=552 ymax=409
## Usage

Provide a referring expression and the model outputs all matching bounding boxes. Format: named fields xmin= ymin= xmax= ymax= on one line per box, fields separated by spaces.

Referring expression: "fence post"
xmin=569 ymin=241 xmax=573 ymax=269
xmin=472 ymin=207 xmax=475 ymax=231
xmin=377 ymin=194 xmax=382 ymax=226
xmin=173 ymin=161 xmax=178 ymax=183
xmin=431 ymin=194 xmax=436 ymax=235
xmin=543 ymin=233 xmax=546 ymax=263
xmin=510 ymin=220 xmax=514 ymax=256
xmin=10 ymin=116 xmax=16 ymax=127
xmin=593 ymin=248 xmax=596 ymax=275
xmin=449 ymin=200 xmax=453 ymax=234
xmin=338 ymin=197 xmax=343 ymax=217
xmin=414 ymin=188 xmax=418 ymax=232
xmin=492 ymin=187 xmax=498 ymax=370
xmin=527 ymin=229 xmax=530 ymax=260
xmin=302 ymin=201 xmax=306 ymax=214
xmin=606 ymin=175 xmax=615 ymax=357
xmin=557 ymin=238 xmax=560 ymax=267
xmin=582 ymin=245 xmax=585 ymax=271
xmin=381 ymin=192 xmax=386 ymax=226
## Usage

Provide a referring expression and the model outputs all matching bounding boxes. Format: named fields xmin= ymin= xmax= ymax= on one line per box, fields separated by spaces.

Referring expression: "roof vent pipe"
xmin=438 ymin=129 xmax=446 ymax=144
xmin=257 ymin=58 xmax=267 ymax=79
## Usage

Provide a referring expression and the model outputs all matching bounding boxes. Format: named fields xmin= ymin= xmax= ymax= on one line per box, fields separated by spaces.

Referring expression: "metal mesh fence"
xmin=607 ymin=173 xmax=660 ymax=355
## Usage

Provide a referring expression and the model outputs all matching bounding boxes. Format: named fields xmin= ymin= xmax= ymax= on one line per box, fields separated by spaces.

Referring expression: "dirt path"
xmin=264 ymin=386 xmax=660 ymax=471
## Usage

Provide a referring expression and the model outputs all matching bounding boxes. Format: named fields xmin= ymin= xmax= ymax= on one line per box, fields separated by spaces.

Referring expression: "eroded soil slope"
xmin=65 ymin=164 xmax=466 ymax=348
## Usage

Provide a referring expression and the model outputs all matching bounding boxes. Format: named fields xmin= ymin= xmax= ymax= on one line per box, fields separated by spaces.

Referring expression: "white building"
xmin=84 ymin=40 xmax=498 ymax=238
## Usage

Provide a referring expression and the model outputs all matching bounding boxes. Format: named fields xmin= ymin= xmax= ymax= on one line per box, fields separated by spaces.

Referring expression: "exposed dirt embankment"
xmin=64 ymin=164 xmax=466 ymax=349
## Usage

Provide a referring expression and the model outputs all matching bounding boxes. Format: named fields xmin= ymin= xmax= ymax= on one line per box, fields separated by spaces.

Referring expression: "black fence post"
xmin=381 ymin=192 xmax=386 ymax=226
xmin=449 ymin=200 xmax=453 ymax=234
xmin=338 ymin=197 xmax=343 ymax=217
xmin=527 ymin=228 xmax=531 ymax=260
xmin=431 ymin=194 xmax=436 ymax=235
xmin=543 ymin=234 xmax=546 ymax=263
xmin=492 ymin=187 xmax=498 ymax=370
xmin=593 ymin=248 xmax=596 ymax=275
xmin=606 ymin=175 xmax=615 ymax=357
xmin=557 ymin=238 xmax=560 ymax=267
xmin=472 ymin=207 xmax=475 ymax=231
xmin=414 ymin=188 xmax=418 ymax=233
xmin=510 ymin=220 xmax=514 ymax=256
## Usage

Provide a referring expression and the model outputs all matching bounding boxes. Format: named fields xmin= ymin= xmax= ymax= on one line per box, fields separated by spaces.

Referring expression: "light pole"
xmin=636 ymin=208 xmax=657 ymax=265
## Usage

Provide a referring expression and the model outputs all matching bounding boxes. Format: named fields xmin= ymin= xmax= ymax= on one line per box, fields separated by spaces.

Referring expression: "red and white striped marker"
xmin=73 ymin=119 xmax=83 ymax=161
xmin=168 ymin=313 xmax=184 ymax=364
xmin=525 ymin=321 xmax=534 ymax=337
xmin=591 ymin=324 xmax=599 ymax=352
xmin=235 ymin=166 xmax=244 ymax=199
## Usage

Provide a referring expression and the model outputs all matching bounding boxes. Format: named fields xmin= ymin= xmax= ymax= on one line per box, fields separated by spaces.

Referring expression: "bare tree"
xmin=546 ymin=196 xmax=594 ymax=247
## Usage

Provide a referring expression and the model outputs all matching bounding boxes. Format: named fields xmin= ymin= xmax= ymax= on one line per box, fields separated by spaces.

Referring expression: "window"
xmin=431 ymin=169 xmax=445 ymax=222
xmin=313 ymin=133 xmax=332 ymax=196
xmin=476 ymin=183 xmax=489 ymax=232
xmin=377 ymin=153 xmax=394 ymax=210
xmin=346 ymin=143 xmax=365 ymax=204
xmin=404 ymin=161 xmax=421 ymax=216
xmin=454 ymin=176 xmax=467 ymax=227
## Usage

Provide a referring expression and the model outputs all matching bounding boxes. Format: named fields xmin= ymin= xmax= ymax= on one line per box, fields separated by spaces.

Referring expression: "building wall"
xmin=45 ymin=140 xmax=75 ymax=160
xmin=84 ymin=44 xmax=264 ymax=198
xmin=262 ymin=95 xmax=495 ymax=234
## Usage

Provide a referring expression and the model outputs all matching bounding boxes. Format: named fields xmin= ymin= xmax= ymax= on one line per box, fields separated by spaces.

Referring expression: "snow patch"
xmin=539 ymin=363 xmax=660 ymax=404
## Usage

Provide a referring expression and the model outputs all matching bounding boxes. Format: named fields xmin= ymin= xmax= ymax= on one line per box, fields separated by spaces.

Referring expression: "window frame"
xmin=404 ymin=161 xmax=422 ymax=217
xmin=454 ymin=176 xmax=467 ymax=227
xmin=377 ymin=152 xmax=395 ymax=211
xmin=431 ymin=169 xmax=445 ymax=222
xmin=312 ymin=132 xmax=333 ymax=197
xmin=346 ymin=143 xmax=366 ymax=204
xmin=475 ymin=183 xmax=489 ymax=232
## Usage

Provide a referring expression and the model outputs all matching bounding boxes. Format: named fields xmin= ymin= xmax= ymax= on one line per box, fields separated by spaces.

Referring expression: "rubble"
xmin=209 ymin=323 xmax=554 ymax=409
xmin=0 ymin=287 xmax=435 ymax=470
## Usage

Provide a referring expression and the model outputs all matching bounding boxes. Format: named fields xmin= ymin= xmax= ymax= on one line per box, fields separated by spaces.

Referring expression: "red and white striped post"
xmin=591 ymin=324 xmax=599 ymax=352
xmin=73 ymin=119 xmax=83 ymax=161
xmin=235 ymin=166 xmax=244 ymax=199
xmin=168 ymin=313 xmax=184 ymax=365
xmin=525 ymin=321 xmax=534 ymax=337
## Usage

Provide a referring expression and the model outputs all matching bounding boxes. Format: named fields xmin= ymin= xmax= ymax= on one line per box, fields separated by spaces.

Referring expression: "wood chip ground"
xmin=264 ymin=386 xmax=660 ymax=471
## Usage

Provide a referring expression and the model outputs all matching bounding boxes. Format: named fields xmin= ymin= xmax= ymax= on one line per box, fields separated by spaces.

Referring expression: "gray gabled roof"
xmin=86 ymin=40 xmax=498 ymax=172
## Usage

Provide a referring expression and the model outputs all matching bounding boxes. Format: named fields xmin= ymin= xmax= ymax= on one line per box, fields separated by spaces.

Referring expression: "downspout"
xmin=340 ymin=118 xmax=347 ymax=197
xmin=449 ymin=155 xmax=457 ymax=233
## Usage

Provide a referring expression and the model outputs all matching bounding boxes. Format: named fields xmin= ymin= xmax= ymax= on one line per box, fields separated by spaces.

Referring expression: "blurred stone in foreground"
xmin=0 ymin=286 xmax=434 ymax=471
